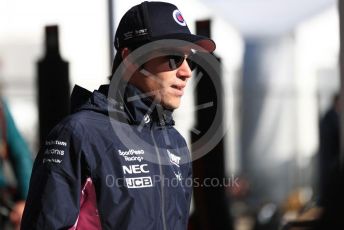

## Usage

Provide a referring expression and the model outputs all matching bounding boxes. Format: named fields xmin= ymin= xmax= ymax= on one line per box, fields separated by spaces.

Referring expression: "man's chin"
xmin=162 ymin=100 xmax=180 ymax=110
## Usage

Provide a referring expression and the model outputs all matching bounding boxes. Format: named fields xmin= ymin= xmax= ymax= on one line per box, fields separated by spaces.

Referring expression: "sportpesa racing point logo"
xmin=108 ymin=39 xmax=229 ymax=165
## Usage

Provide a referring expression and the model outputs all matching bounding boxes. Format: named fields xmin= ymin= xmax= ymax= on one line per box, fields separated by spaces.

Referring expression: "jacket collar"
xmin=98 ymin=83 xmax=175 ymax=127
xmin=121 ymin=83 xmax=174 ymax=126
xmin=71 ymin=83 xmax=175 ymax=126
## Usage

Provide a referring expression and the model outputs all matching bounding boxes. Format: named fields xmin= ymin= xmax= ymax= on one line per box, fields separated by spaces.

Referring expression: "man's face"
xmin=129 ymin=48 xmax=193 ymax=110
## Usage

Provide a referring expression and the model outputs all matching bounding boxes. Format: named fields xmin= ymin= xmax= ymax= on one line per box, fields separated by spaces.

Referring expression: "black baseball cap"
xmin=114 ymin=1 xmax=216 ymax=52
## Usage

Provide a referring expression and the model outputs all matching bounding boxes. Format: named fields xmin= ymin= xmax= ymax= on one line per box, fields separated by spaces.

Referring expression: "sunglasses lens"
xmin=186 ymin=58 xmax=196 ymax=70
xmin=168 ymin=55 xmax=184 ymax=70
xmin=167 ymin=55 xmax=196 ymax=71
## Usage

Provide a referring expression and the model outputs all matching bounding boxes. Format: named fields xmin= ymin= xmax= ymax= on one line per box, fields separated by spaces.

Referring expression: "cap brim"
xmin=151 ymin=33 xmax=216 ymax=53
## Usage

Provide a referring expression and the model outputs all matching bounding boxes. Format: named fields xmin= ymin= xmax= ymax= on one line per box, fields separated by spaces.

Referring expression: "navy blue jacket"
xmin=21 ymin=84 xmax=192 ymax=230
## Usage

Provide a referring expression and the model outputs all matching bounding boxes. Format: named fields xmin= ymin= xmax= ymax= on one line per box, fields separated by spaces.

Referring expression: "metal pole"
xmin=339 ymin=0 xmax=344 ymax=168
xmin=108 ymin=0 xmax=115 ymax=69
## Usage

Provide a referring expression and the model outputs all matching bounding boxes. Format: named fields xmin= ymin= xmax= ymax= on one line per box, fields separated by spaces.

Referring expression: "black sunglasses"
xmin=165 ymin=54 xmax=196 ymax=71
xmin=144 ymin=51 xmax=197 ymax=71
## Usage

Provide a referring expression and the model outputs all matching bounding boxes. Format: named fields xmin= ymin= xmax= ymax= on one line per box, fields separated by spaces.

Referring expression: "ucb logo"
xmin=123 ymin=164 xmax=149 ymax=174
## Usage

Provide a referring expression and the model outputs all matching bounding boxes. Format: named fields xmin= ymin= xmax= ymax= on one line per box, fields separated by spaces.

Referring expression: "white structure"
xmin=294 ymin=5 xmax=340 ymax=161
xmin=0 ymin=0 xmax=109 ymax=152
xmin=240 ymin=4 xmax=339 ymax=203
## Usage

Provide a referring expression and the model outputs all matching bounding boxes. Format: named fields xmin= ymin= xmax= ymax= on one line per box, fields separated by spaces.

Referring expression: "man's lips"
xmin=171 ymin=84 xmax=185 ymax=96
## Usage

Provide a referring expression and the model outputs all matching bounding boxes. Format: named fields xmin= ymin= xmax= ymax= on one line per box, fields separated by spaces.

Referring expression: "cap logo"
xmin=173 ymin=9 xmax=186 ymax=26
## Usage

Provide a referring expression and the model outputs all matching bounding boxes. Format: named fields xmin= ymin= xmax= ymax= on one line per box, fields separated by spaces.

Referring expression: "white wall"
xmin=294 ymin=6 xmax=339 ymax=162
xmin=0 ymin=0 xmax=109 ymax=152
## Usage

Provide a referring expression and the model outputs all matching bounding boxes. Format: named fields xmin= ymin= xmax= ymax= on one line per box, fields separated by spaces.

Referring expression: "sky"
xmin=199 ymin=0 xmax=337 ymax=37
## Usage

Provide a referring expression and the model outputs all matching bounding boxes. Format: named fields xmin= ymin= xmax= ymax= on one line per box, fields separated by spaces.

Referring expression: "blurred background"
xmin=0 ymin=0 xmax=342 ymax=229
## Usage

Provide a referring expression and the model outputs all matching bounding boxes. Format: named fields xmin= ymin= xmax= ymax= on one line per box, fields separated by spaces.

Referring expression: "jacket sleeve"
xmin=3 ymin=100 xmax=33 ymax=199
xmin=21 ymin=121 xmax=87 ymax=230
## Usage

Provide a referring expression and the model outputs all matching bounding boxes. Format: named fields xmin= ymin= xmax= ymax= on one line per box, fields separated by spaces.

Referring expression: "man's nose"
xmin=177 ymin=59 xmax=192 ymax=79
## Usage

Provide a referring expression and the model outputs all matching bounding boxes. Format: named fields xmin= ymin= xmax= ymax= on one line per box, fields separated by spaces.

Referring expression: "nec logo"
xmin=123 ymin=164 xmax=149 ymax=174
xmin=126 ymin=176 xmax=153 ymax=188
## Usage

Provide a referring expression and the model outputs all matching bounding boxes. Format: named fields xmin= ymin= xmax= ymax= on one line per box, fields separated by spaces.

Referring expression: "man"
xmin=21 ymin=1 xmax=215 ymax=229
xmin=319 ymin=93 xmax=340 ymax=202
xmin=316 ymin=94 xmax=342 ymax=229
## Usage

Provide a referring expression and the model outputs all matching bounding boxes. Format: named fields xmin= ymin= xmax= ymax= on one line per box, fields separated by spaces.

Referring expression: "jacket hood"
xmin=70 ymin=84 xmax=175 ymax=126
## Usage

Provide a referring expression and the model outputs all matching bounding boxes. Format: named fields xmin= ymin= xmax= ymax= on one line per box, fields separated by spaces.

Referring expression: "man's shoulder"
xmin=47 ymin=110 xmax=107 ymax=138
xmin=70 ymin=109 xmax=108 ymax=123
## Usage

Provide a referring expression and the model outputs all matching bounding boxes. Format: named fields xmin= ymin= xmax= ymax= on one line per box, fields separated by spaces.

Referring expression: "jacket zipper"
xmin=150 ymin=129 xmax=167 ymax=230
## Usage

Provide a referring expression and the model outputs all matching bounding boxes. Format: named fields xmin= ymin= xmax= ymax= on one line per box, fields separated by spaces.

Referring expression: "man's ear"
xmin=121 ymin=47 xmax=141 ymax=81
xmin=121 ymin=47 xmax=130 ymax=60
xmin=121 ymin=48 xmax=138 ymax=70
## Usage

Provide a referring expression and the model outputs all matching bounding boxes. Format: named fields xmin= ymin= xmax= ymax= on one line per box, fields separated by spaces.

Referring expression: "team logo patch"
xmin=173 ymin=9 xmax=187 ymax=26
xmin=167 ymin=150 xmax=181 ymax=167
